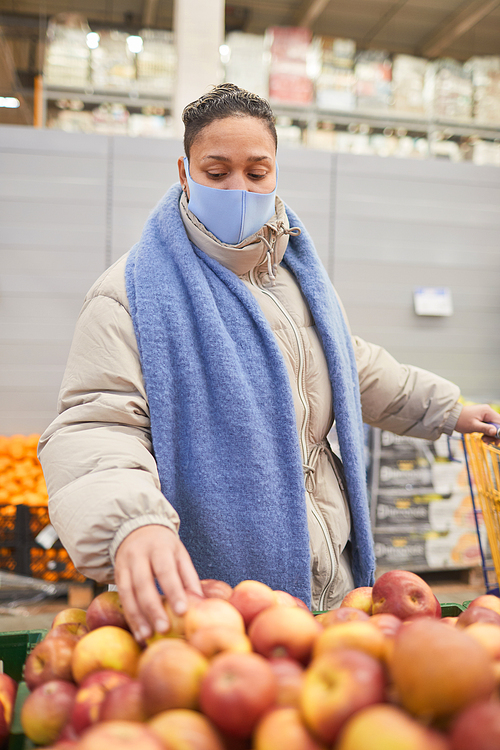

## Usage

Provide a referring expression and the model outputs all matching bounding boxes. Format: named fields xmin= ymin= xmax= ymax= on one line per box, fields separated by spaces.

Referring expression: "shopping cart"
xmin=463 ymin=433 xmax=500 ymax=596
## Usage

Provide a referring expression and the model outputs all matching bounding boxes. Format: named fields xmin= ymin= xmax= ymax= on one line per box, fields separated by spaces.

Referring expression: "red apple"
xmin=184 ymin=597 xmax=245 ymax=639
xmin=199 ymin=651 xmax=277 ymax=738
xmin=201 ymin=579 xmax=233 ymax=601
xmin=300 ymin=648 xmax=386 ymax=744
xmin=294 ymin=597 xmax=310 ymax=611
xmin=457 ymin=606 xmax=500 ymax=629
xmin=248 ymin=605 xmax=322 ymax=664
xmin=20 ymin=679 xmax=77 ymax=746
xmin=254 ymin=707 xmax=327 ymax=750
xmin=70 ymin=670 xmax=133 ymax=734
xmin=138 ymin=638 xmax=209 ymax=715
xmin=320 ymin=608 xmax=370 ymax=627
xmin=371 ymin=570 xmax=437 ymax=620
xmin=267 ymin=657 xmax=305 ymax=708
xmin=77 ymin=720 xmax=165 ymax=750
xmin=313 ymin=620 xmax=386 ymax=662
xmin=85 ymin=591 xmax=130 ymax=632
xmin=369 ymin=613 xmax=403 ymax=639
xmin=336 ymin=703 xmax=450 ymax=750
xmin=99 ymin=679 xmax=147 ymax=723
xmin=188 ymin=625 xmax=252 ymax=658
xmin=24 ymin=634 xmax=77 ymax=690
xmin=340 ymin=587 xmax=373 ymax=615
xmin=273 ymin=590 xmax=299 ymax=607
xmin=468 ymin=595 xmax=500 ymax=616
xmin=0 ymin=673 xmax=17 ymax=745
xmin=46 ymin=622 xmax=89 ymax=640
xmin=449 ymin=698 xmax=500 ymax=750
xmin=52 ymin=608 xmax=87 ymax=629
xmin=389 ymin=618 xmax=496 ymax=722
xmin=148 ymin=708 xmax=225 ymax=749
xmin=228 ymin=580 xmax=278 ymax=627
xmin=71 ymin=625 xmax=141 ymax=683
xmin=434 ymin=595 xmax=442 ymax=618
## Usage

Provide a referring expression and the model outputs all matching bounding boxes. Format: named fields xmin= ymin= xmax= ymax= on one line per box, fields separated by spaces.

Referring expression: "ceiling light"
xmin=0 ymin=97 xmax=20 ymax=108
xmin=86 ymin=32 xmax=100 ymax=49
xmin=126 ymin=35 xmax=143 ymax=54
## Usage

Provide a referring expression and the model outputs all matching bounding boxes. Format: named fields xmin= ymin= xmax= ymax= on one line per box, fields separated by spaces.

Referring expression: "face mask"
xmin=183 ymin=157 xmax=277 ymax=245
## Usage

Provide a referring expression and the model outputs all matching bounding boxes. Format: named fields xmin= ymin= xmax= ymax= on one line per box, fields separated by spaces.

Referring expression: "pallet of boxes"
xmin=0 ymin=433 xmax=86 ymax=585
xmin=370 ymin=427 xmax=490 ymax=580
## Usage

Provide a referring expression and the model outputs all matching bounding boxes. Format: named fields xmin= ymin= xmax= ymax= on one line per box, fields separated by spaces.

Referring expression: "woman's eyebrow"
xmin=202 ymin=155 xmax=273 ymax=163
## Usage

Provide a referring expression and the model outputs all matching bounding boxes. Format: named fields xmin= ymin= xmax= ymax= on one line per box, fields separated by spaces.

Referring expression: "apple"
xmin=199 ymin=651 xmax=277 ymax=738
xmin=188 ymin=625 xmax=252 ymax=658
xmin=46 ymin=622 xmax=89 ymax=640
xmin=457 ymin=606 xmax=500 ymax=629
xmin=70 ymin=670 xmax=133 ymax=734
xmin=312 ymin=620 xmax=386 ymax=662
xmin=254 ymin=707 xmax=327 ymax=750
xmin=389 ymin=617 xmax=496 ymax=722
xmin=300 ymin=648 xmax=386 ymax=744
xmin=371 ymin=570 xmax=437 ymax=620
xmin=85 ymin=591 xmax=130 ymax=632
xmin=148 ymin=708 xmax=225 ymax=750
xmin=273 ymin=590 xmax=299 ymax=607
xmin=468 ymin=595 xmax=500 ymax=617
xmin=24 ymin=634 xmax=78 ymax=690
xmin=340 ymin=587 xmax=373 ymax=615
xmin=71 ymin=625 xmax=141 ymax=683
xmin=294 ymin=597 xmax=310 ymax=611
xmin=248 ymin=605 xmax=322 ymax=664
xmin=184 ymin=597 xmax=245 ymax=639
xmin=465 ymin=622 xmax=500 ymax=682
xmin=320 ymin=608 xmax=370 ymax=627
xmin=267 ymin=657 xmax=305 ymax=708
xmin=138 ymin=638 xmax=209 ymax=715
xmin=441 ymin=617 xmax=458 ymax=627
xmin=449 ymin=698 xmax=500 ymax=750
xmin=77 ymin=720 xmax=165 ymax=750
xmin=52 ymin=608 xmax=87 ymax=629
xmin=228 ymin=580 xmax=278 ymax=627
xmin=99 ymin=679 xmax=147 ymax=723
xmin=20 ymin=679 xmax=77 ymax=746
xmin=201 ymin=579 xmax=233 ymax=601
xmin=369 ymin=613 xmax=402 ymax=639
xmin=0 ymin=673 xmax=17 ymax=745
xmin=336 ymin=703 xmax=450 ymax=750
xmin=434 ymin=595 xmax=443 ymax=617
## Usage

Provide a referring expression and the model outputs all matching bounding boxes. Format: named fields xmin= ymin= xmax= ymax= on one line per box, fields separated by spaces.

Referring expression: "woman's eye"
xmin=207 ymin=172 xmax=226 ymax=179
xmin=248 ymin=173 xmax=266 ymax=179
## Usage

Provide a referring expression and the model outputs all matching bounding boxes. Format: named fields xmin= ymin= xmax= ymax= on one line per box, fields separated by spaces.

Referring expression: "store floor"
xmin=0 ymin=570 xmax=490 ymax=634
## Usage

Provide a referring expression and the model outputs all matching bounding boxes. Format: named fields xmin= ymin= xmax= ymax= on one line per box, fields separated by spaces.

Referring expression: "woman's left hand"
xmin=455 ymin=404 xmax=500 ymax=442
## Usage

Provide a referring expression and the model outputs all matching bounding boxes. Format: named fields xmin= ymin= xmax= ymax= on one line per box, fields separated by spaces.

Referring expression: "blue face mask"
xmin=183 ymin=157 xmax=278 ymax=245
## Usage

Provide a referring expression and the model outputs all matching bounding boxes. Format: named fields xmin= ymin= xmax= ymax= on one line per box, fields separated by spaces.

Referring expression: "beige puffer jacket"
xmin=39 ymin=196 xmax=462 ymax=611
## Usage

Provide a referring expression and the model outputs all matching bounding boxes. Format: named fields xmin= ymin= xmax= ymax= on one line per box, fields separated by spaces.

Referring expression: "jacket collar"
xmin=179 ymin=192 xmax=298 ymax=280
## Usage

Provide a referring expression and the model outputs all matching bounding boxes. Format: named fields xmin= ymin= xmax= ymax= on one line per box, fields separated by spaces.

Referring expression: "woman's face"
xmin=178 ymin=115 xmax=277 ymax=197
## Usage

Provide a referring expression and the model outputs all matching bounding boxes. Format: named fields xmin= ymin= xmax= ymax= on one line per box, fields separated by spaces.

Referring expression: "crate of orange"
xmin=0 ymin=434 xmax=86 ymax=583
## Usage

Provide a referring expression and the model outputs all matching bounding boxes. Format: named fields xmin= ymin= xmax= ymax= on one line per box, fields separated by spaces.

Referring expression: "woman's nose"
xmin=225 ymin=172 xmax=248 ymax=191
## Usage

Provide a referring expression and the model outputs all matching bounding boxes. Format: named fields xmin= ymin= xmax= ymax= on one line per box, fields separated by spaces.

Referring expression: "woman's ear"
xmin=177 ymin=157 xmax=189 ymax=198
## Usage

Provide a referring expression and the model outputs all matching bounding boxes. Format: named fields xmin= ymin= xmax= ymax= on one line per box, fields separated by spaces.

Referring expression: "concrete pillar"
xmin=173 ymin=0 xmax=225 ymax=140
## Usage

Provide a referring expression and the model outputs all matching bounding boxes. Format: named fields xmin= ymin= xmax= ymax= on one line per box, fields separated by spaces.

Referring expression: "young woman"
xmin=39 ymin=84 xmax=499 ymax=643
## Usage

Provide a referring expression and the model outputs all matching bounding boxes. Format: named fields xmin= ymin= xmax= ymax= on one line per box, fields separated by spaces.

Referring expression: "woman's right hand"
xmin=114 ymin=524 xmax=203 ymax=643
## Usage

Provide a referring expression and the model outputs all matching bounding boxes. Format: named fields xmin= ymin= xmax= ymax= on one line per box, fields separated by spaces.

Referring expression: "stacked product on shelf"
xmin=391 ymin=54 xmax=427 ymax=116
xmin=224 ymin=31 xmax=270 ymax=100
xmin=354 ymin=50 xmax=393 ymax=111
xmin=266 ymin=26 xmax=315 ymax=106
xmin=44 ymin=15 xmax=90 ymax=88
xmin=370 ymin=428 xmax=489 ymax=573
xmin=466 ymin=55 xmax=500 ymax=124
xmin=90 ymin=30 xmax=136 ymax=91
xmin=423 ymin=58 xmax=474 ymax=121
xmin=0 ymin=434 xmax=85 ymax=583
xmin=136 ymin=29 xmax=176 ymax=96
xmin=315 ymin=37 xmax=356 ymax=112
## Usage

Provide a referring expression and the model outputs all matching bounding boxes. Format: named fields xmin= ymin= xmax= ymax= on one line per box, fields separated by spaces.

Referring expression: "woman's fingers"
xmin=114 ymin=559 xmax=159 ymax=643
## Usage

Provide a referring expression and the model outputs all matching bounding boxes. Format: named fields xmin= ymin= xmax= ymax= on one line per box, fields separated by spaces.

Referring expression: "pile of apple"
xmin=6 ymin=570 xmax=500 ymax=749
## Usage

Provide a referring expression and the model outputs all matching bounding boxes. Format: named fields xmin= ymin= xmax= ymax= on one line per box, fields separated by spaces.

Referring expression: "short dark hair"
xmin=182 ymin=83 xmax=277 ymax=159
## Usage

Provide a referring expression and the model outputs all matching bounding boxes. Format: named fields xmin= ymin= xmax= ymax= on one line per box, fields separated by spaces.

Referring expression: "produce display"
xmin=9 ymin=572 xmax=500 ymax=749
xmin=0 ymin=434 xmax=47 ymax=506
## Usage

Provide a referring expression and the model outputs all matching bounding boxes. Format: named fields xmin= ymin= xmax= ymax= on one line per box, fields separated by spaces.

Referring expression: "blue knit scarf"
xmin=125 ymin=184 xmax=375 ymax=606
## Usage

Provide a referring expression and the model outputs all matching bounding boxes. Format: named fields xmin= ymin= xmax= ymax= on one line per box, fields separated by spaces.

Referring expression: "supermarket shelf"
xmin=271 ymin=102 xmax=500 ymax=140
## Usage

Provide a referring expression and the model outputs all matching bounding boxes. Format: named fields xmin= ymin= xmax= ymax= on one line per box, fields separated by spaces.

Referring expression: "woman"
xmin=39 ymin=84 xmax=499 ymax=643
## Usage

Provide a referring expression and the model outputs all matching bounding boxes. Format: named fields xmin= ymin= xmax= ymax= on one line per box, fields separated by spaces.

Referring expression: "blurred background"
xmin=0 ymin=0 xmax=499 ymax=600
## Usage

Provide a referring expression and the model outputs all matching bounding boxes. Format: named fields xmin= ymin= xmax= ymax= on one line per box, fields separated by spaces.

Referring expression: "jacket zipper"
xmin=248 ymin=268 xmax=337 ymax=610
